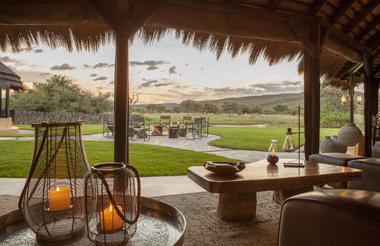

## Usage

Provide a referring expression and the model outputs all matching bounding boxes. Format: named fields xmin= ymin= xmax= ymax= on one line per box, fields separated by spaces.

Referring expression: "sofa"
xmin=278 ymin=189 xmax=380 ymax=246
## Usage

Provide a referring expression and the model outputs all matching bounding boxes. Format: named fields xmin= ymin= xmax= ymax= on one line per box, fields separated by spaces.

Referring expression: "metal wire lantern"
xmin=85 ymin=162 xmax=141 ymax=246
xmin=18 ymin=121 xmax=91 ymax=241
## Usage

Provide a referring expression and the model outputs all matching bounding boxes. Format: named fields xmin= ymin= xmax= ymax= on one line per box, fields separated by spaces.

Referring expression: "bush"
xmin=320 ymin=111 xmax=349 ymax=128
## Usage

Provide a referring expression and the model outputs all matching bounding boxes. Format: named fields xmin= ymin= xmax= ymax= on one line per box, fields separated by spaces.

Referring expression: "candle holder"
xmin=267 ymin=139 xmax=279 ymax=165
xmin=18 ymin=121 xmax=91 ymax=241
xmin=84 ymin=162 xmax=141 ymax=246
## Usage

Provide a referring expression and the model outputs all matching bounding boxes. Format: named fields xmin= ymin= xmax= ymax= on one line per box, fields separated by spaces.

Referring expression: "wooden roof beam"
xmin=368 ymin=31 xmax=380 ymax=50
xmin=309 ymin=0 xmax=325 ymax=16
xmin=343 ymin=0 xmax=378 ymax=34
xmin=268 ymin=0 xmax=283 ymax=11
xmin=167 ymin=0 xmax=314 ymax=23
xmin=288 ymin=20 xmax=316 ymax=58
xmin=329 ymin=0 xmax=355 ymax=24
xmin=357 ymin=15 xmax=380 ymax=40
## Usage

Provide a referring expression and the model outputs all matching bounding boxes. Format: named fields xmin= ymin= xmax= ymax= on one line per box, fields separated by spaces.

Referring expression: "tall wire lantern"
xmin=18 ymin=121 xmax=92 ymax=241
xmin=85 ymin=162 xmax=141 ymax=246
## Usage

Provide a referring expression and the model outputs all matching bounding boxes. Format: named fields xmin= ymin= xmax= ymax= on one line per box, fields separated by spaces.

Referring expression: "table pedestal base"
xmin=217 ymin=192 xmax=257 ymax=221
xmin=273 ymin=186 xmax=313 ymax=204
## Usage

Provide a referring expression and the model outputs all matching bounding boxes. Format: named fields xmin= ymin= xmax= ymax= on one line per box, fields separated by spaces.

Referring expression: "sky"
xmin=0 ymin=31 xmax=304 ymax=104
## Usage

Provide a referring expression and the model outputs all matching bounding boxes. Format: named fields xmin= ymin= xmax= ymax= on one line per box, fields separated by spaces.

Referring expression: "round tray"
xmin=0 ymin=197 xmax=186 ymax=246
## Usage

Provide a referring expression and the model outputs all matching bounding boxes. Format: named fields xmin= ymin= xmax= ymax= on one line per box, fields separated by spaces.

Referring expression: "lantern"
xmin=267 ymin=140 xmax=279 ymax=165
xmin=84 ymin=162 xmax=141 ymax=246
xmin=19 ymin=121 xmax=91 ymax=241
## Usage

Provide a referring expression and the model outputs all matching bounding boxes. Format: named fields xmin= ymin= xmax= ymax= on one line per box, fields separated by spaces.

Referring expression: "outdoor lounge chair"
xmin=130 ymin=114 xmax=150 ymax=141
xmin=278 ymin=189 xmax=380 ymax=246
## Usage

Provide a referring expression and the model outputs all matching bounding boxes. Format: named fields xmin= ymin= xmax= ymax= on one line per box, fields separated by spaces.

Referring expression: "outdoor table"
xmin=169 ymin=126 xmax=179 ymax=138
xmin=187 ymin=159 xmax=362 ymax=221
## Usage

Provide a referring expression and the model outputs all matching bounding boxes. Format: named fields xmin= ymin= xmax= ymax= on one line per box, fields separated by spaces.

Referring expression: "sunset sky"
xmin=1 ymin=31 xmax=303 ymax=104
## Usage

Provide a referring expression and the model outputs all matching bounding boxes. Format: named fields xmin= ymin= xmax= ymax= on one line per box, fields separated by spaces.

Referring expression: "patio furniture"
xmin=130 ymin=115 xmax=150 ymax=141
xmin=151 ymin=124 xmax=163 ymax=136
xmin=186 ymin=117 xmax=209 ymax=140
xmin=278 ymin=189 xmax=380 ymax=246
xmin=103 ymin=121 xmax=114 ymax=136
xmin=168 ymin=126 xmax=179 ymax=138
xmin=309 ymin=153 xmax=363 ymax=166
xmin=347 ymin=158 xmax=380 ymax=192
xmin=187 ymin=159 xmax=362 ymax=221
xmin=160 ymin=115 xmax=171 ymax=130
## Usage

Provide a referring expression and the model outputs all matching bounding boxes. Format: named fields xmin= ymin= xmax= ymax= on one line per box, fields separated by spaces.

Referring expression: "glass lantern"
xmin=19 ymin=121 xmax=91 ymax=241
xmin=268 ymin=139 xmax=278 ymax=157
xmin=84 ymin=162 xmax=141 ymax=246
xmin=267 ymin=140 xmax=279 ymax=165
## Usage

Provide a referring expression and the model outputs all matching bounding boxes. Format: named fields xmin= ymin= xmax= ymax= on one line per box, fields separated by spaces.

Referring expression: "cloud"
xmin=129 ymin=60 xmax=169 ymax=66
xmin=19 ymin=47 xmax=33 ymax=52
xmin=205 ymin=87 xmax=257 ymax=95
xmin=249 ymin=81 xmax=303 ymax=93
xmin=83 ymin=64 xmax=91 ymax=69
xmin=109 ymin=81 xmax=114 ymax=84
xmin=34 ymin=49 xmax=43 ymax=53
xmin=139 ymin=79 xmax=159 ymax=88
xmin=168 ymin=66 xmax=177 ymax=74
xmin=50 ymin=63 xmax=76 ymax=70
xmin=90 ymin=73 xmax=97 ymax=77
xmin=93 ymin=63 xmax=114 ymax=69
xmin=0 ymin=56 xmax=25 ymax=66
xmin=94 ymin=76 xmax=107 ymax=81
xmin=147 ymin=65 xmax=159 ymax=70
xmin=39 ymin=72 xmax=50 ymax=76
xmin=138 ymin=78 xmax=175 ymax=88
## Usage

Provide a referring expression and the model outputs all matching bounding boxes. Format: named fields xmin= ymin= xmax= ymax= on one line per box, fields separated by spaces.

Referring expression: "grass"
xmin=0 ymin=124 xmax=104 ymax=137
xmin=0 ymin=140 xmax=238 ymax=178
xmin=209 ymin=127 xmax=340 ymax=151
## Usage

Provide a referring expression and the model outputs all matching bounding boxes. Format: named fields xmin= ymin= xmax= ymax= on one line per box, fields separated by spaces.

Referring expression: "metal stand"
xmin=284 ymin=105 xmax=304 ymax=168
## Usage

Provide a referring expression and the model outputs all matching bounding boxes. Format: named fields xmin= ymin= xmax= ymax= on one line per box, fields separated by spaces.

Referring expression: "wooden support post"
xmin=363 ymin=53 xmax=377 ymax=157
xmin=114 ymin=29 xmax=130 ymax=163
xmin=5 ymin=88 xmax=10 ymax=118
xmin=349 ymin=74 xmax=354 ymax=124
xmin=0 ymin=88 xmax=2 ymax=116
xmin=303 ymin=18 xmax=321 ymax=160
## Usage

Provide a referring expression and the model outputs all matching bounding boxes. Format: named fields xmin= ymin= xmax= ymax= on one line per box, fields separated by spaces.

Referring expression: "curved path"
xmin=1 ymin=132 xmax=303 ymax=163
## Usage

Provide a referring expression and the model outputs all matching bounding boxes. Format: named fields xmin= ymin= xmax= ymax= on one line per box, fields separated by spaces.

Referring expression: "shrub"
xmin=320 ymin=111 xmax=349 ymax=128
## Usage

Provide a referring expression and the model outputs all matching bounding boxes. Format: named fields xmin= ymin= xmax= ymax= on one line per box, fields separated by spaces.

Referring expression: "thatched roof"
xmin=0 ymin=61 xmax=23 ymax=90
xmin=0 ymin=0 xmax=379 ymax=83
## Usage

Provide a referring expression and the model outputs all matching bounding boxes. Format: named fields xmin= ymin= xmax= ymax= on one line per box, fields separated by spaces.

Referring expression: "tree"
xmin=11 ymin=75 xmax=112 ymax=113
xmin=240 ymin=104 xmax=250 ymax=114
xmin=273 ymin=104 xmax=289 ymax=113
xmin=201 ymin=102 xmax=219 ymax=113
xmin=250 ymin=105 xmax=263 ymax=114
xmin=179 ymin=100 xmax=204 ymax=113
xmin=144 ymin=104 xmax=166 ymax=113
xmin=221 ymin=101 xmax=241 ymax=113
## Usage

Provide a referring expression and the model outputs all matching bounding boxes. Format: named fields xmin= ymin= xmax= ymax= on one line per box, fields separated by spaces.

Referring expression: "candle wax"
xmin=49 ymin=186 xmax=70 ymax=211
xmin=100 ymin=204 xmax=123 ymax=231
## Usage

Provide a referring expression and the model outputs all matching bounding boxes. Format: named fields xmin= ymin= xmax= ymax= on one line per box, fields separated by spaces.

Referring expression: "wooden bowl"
xmin=204 ymin=161 xmax=246 ymax=175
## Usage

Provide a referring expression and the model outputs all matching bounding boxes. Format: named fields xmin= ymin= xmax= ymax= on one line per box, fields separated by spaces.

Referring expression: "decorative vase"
xmin=84 ymin=162 xmax=141 ymax=246
xmin=19 ymin=121 xmax=91 ymax=241
xmin=337 ymin=123 xmax=362 ymax=146
xmin=331 ymin=136 xmax=347 ymax=153
xmin=320 ymin=136 xmax=337 ymax=153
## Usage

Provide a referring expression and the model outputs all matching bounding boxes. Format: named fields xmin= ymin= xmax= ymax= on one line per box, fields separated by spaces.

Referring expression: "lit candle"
xmin=271 ymin=147 xmax=276 ymax=157
xmin=341 ymin=95 xmax=347 ymax=104
xmin=49 ymin=186 xmax=70 ymax=211
xmin=100 ymin=204 xmax=123 ymax=231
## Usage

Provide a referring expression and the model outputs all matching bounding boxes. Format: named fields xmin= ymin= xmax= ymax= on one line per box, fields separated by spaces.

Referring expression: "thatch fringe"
xmin=0 ymin=24 xmax=112 ymax=53
xmin=1 ymin=23 xmax=347 ymax=84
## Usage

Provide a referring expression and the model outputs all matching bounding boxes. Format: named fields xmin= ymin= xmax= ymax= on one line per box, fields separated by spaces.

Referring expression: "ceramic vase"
xmin=320 ymin=136 xmax=337 ymax=153
xmin=337 ymin=123 xmax=362 ymax=146
xmin=331 ymin=136 xmax=347 ymax=153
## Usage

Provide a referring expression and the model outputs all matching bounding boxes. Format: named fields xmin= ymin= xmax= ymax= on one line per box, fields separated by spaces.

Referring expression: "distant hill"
xmin=202 ymin=93 xmax=304 ymax=109
xmin=135 ymin=93 xmax=305 ymax=110
xmin=134 ymin=103 xmax=178 ymax=110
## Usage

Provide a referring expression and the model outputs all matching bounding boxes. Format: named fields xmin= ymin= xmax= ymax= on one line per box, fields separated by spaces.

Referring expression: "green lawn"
xmin=0 ymin=124 xmax=104 ymax=137
xmin=0 ymin=140 xmax=238 ymax=178
xmin=209 ymin=127 xmax=339 ymax=151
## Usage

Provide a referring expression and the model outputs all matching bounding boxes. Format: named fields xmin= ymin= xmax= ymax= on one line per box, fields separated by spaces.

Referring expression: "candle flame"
xmin=56 ymin=186 xmax=60 ymax=191
xmin=109 ymin=204 xmax=113 ymax=211
xmin=271 ymin=147 xmax=275 ymax=157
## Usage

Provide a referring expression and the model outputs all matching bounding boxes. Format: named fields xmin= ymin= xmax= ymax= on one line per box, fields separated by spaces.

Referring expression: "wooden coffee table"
xmin=187 ymin=159 xmax=362 ymax=221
